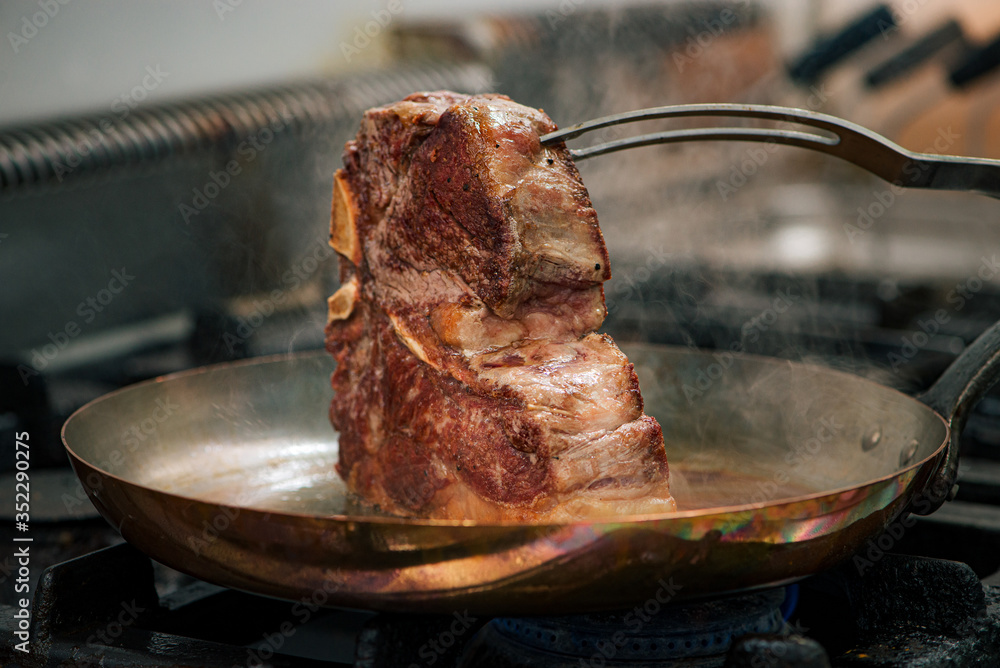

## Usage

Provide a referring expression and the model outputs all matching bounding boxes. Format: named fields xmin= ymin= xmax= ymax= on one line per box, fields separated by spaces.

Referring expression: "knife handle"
xmin=866 ymin=19 xmax=968 ymax=89
xmin=950 ymin=31 xmax=1000 ymax=88
xmin=789 ymin=4 xmax=897 ymax=85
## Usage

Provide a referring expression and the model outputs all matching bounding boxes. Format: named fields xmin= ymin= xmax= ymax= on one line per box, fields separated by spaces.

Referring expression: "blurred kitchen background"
xmin=8 ymin=3 xmax=1000 ymax=665
xmin=4 ymin=0 xmax=1000 ymax=485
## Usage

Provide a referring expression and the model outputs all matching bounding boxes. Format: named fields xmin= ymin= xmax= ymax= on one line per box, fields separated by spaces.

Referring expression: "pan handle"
xmin=914 ymin=319 xmax=1000 ymax=514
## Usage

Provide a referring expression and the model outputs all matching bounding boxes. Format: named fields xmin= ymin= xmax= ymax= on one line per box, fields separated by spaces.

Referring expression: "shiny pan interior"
xmin=62 ymin=344 xmax=948 ymax=614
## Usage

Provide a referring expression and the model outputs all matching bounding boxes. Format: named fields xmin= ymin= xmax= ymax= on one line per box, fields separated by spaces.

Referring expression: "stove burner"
xmin=4 ymin=543 xmax=1000 ymax=666
xmin=460 ymin=589 xmax=786 ymax=666
xmin=726 ymin=634 xmax=830 ymax=668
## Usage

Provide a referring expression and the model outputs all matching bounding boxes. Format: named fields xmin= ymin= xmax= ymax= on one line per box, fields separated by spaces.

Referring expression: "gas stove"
xmin=4 ymin=261 xmax=1000 ymax=667
xmin=2 ymin=534 xmax=1000 ymax=666
xmin=5 ymin=4 xmax=1000 ymax=665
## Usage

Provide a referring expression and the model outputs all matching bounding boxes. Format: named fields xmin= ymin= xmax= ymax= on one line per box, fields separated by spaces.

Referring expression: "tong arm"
xmin=540 ymin=104 xmax=1000 ymax=200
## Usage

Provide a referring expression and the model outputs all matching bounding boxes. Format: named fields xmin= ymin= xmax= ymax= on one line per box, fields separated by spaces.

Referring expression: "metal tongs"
xmin=540 ymin=103 xmax=1000 ymax=200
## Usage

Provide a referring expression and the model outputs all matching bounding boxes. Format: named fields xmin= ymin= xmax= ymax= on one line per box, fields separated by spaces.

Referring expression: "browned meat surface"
xmin=324 ymin=91 xmax=675 ymax=521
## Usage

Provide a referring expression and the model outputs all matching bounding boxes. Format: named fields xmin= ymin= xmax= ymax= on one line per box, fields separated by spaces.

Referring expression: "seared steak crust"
xmin=325 ymin=92 xmax=674 ymax=520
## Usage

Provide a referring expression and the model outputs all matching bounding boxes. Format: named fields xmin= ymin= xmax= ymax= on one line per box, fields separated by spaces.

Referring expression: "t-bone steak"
xmin=324 ymin=91 xmax=675 ymax=521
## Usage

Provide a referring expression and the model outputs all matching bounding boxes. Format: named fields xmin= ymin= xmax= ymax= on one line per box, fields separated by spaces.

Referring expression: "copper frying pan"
xmin=60 ymin=321 xmax=1000 ymax=615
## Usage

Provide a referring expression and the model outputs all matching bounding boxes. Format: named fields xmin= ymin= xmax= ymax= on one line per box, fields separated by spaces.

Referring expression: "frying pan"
xmin=61 ymin=321 xmax=1000 ymax=615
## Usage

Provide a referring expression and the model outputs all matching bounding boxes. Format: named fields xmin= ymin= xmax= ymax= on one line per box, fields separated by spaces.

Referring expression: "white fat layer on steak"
xmin=508 ymin=161 xmax=607 ymax=286
xmin=474 ymin=120 xmax=608 ymax=317
xmin=429 ymin=291 xmax=606 ymax=354
xmin=473 ymin=335 xmax=641 ymax=438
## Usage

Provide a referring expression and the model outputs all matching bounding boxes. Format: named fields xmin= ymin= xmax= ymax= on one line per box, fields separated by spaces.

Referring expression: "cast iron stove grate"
xmin=2 ymin=538 xmax=1000 ymax=667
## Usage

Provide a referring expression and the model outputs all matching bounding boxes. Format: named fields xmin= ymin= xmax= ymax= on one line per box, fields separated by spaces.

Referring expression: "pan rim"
xmin=61 ymin=346 xmax=950 ymax=529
